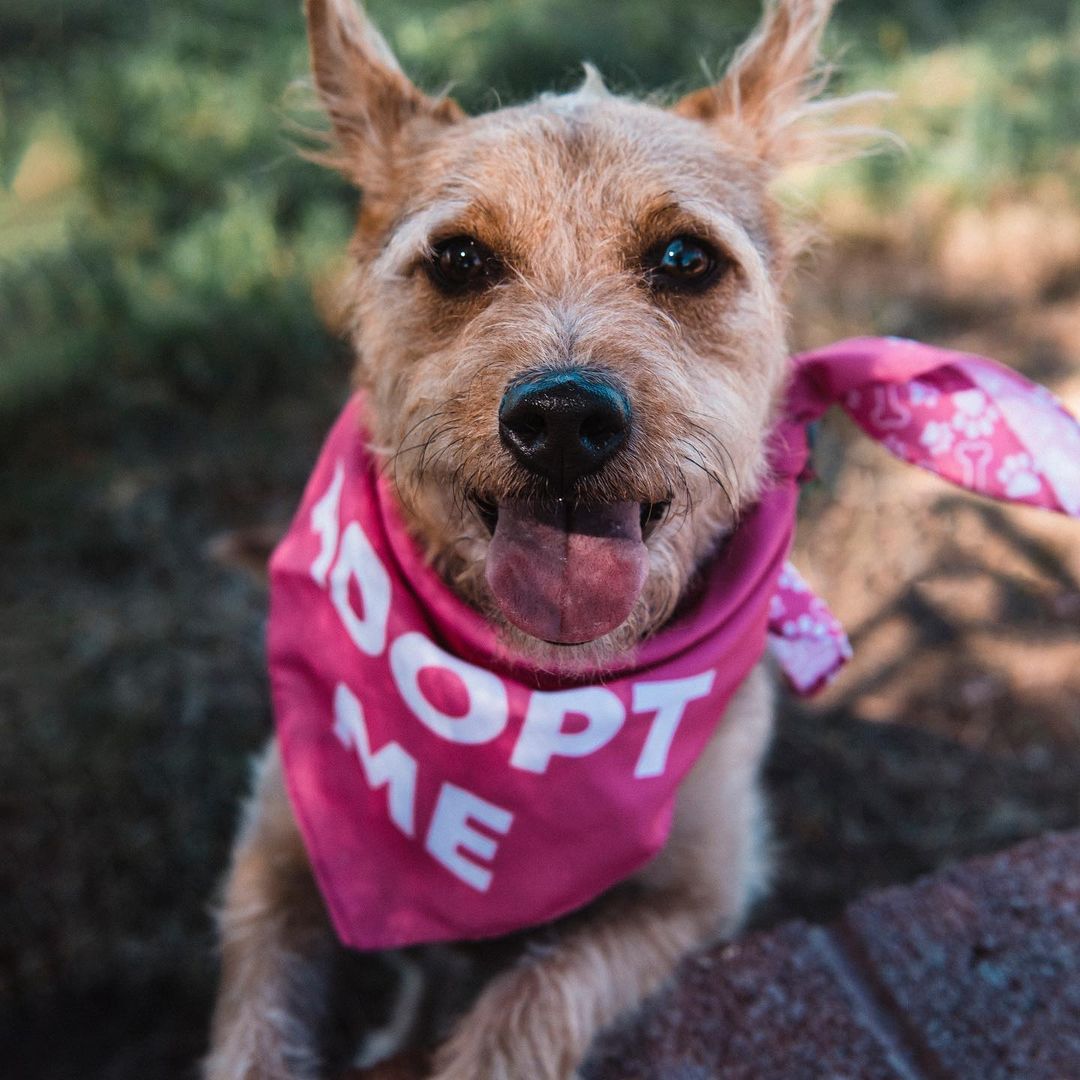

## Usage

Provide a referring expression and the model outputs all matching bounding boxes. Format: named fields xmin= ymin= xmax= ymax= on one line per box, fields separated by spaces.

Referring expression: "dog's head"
xmin=305 ymin=0 xmax=853 ymax=668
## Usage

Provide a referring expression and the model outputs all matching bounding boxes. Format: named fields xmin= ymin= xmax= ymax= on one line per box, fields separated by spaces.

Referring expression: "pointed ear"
xmin=305 ymin=0 xmax=463 ymax=186
xmin=673 ymin=0 xmax=845 ymax=164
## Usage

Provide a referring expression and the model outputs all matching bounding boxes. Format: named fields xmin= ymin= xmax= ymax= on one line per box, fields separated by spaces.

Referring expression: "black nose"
xmin=499 ymin=370 xmax=631 ymax=490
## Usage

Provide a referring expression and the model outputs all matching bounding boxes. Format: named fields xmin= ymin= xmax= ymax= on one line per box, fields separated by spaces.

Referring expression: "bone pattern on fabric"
xmin=268 ymin=337 xmax=1080 ymax=949
xmin=770 ymin=336 xmax=1080 ymax=691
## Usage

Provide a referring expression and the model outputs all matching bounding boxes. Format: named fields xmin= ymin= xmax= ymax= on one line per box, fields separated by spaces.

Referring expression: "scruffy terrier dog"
xmin=207 ymin=1 xmax=869 ymax=1077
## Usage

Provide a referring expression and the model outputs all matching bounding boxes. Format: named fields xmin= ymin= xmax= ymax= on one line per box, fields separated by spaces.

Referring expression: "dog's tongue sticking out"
xmin=485 ymin=499 xmax=648 ymax=645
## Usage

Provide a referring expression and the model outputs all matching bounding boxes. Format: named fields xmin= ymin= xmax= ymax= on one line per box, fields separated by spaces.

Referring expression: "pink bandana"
xmin=269 ymin=337 xmax=1080 ymax=950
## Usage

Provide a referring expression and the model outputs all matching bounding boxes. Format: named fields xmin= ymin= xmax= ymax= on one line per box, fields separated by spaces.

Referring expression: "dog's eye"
xmin=429 ymin=236 xmax=501 ymax=294
xmin=646 ymin=236 xmax=725 ymax=292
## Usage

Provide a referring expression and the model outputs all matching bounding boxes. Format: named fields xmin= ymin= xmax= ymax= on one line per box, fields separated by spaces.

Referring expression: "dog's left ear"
xmin=673 ymin=0 xmax=846 ymax=165
xmin=305 ymin=0 xmax=463 ymax=188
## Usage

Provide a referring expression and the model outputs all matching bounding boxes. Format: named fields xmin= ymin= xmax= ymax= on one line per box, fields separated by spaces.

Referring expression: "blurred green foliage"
xmin=1 ymin=0 xmax=1078 ymax=413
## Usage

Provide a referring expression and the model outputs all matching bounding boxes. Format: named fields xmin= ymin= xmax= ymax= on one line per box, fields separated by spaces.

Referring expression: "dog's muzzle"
xmin=486 ymin=369 xmax=647 ymax=645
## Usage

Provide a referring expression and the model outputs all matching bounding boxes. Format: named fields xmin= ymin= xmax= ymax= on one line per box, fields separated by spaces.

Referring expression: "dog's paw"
xmin=428 ymin=965 xmax=586 ymax=1080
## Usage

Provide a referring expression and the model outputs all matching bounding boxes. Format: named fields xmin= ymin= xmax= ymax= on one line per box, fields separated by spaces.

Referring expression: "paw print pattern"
xmin=996 ymin=452 xmax=1043 ymax=500
xmin=919 ymin=420 xmax=955 ymax=457
xmin=768 ymin=561 xmax=852 ymax=695
xmin=777 ymin=563 xmax=811 ymax=593
xmin=833 ymin=344 xmax=1080 ymax=519
xmin=907 ymin=379 xmax=940 ymax=408
xmin=950 ymin=389 xmax=1000 ymax=439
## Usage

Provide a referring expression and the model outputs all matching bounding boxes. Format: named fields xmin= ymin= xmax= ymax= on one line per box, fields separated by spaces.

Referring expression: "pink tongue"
xmin=485 ymin=499 xmax=649 ymax=644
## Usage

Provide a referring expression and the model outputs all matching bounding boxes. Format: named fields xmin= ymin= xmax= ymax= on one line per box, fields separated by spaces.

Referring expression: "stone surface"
xmin=582 ymin=922 xmax=911 ymax=1080
xmin=842 ymin=830 xmax=1080 ymax=1080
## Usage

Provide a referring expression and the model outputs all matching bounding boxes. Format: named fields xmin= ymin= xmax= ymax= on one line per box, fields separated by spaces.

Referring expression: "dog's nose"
xmin=499 ymin=370 xmax=631 ymax=489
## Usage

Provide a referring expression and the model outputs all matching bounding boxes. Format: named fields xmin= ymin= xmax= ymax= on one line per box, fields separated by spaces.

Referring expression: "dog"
xmin=206 ymin=1 xmax=873 ymax=1077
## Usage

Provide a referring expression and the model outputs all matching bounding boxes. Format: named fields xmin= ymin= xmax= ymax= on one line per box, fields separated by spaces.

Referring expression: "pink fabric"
xmin=268 ymin=337 xmax=1080 ymax=950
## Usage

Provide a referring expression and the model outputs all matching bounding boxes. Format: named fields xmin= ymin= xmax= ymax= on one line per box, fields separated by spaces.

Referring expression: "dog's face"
xmin=307 ymin=0 xmax=843 ymax=667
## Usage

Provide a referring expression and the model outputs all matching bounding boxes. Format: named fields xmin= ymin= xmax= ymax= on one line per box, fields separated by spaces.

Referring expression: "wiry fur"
xmin=208 ymin=1 xmax=868 ymax=1076
xmin=346 ymin=89 xmax=792 ymax=671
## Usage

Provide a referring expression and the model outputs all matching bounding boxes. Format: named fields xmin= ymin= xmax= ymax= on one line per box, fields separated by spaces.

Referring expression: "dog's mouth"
xmin=475 ymin=495 xmax=668 ymax=645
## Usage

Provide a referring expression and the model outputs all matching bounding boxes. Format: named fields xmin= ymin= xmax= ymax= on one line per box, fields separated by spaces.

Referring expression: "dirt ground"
xmin=2 ymin=235 xmax=1079 ymax=1079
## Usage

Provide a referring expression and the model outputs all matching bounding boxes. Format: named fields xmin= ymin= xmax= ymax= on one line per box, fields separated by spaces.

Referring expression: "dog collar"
xmin=268 ymin=337 xmax=1080 ymax=950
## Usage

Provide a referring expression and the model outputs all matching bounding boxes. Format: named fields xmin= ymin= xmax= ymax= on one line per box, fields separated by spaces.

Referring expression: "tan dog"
xmin=207 ymin=1 xmax=868 ymax=1076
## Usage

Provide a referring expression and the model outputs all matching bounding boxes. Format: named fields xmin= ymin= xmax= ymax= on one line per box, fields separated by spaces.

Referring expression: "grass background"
xmin=2 ymin=2 xmax=1079 ymax=1077
xmin=3 ymin=0 xmax=1078 ymax=414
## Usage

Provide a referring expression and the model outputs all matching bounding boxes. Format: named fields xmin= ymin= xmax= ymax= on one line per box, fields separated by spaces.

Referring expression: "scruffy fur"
xmin=207 ymin=2 xmax=865 ymax=1076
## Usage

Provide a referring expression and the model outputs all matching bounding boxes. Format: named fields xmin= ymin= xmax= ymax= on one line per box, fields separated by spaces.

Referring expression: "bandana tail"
xmin=766 ymin=561 xmax=853 ymax=696
xmin=839 ymin=344 xmax=1080 ymax=519
xmin=769 ymin=337 xmax=1080 ymax=698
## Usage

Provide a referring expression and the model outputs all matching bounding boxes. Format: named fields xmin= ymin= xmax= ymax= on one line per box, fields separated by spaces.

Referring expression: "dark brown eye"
xmin=646 ymin=235 xmax=725 ymax=292
xmin=429 ymin=235 xmax=501 ymax=294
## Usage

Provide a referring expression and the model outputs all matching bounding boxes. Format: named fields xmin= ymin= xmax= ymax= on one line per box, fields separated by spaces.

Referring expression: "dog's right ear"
xmin=305 ymin=0 xmax=463 ymax=187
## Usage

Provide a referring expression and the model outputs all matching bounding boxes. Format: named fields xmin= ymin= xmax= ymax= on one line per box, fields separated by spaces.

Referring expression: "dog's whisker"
xmin=678 ymin=448 xmax=733 ymax=518
xmin=681 ymin=419 xmax=742 ymax=509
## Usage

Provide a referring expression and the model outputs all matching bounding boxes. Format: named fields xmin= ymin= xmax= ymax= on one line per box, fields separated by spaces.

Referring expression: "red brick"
xmin=582 ymin=922 xmax=910 ymax=1080
xmin=841 ymin=830 xmax=1080 ymax=1080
